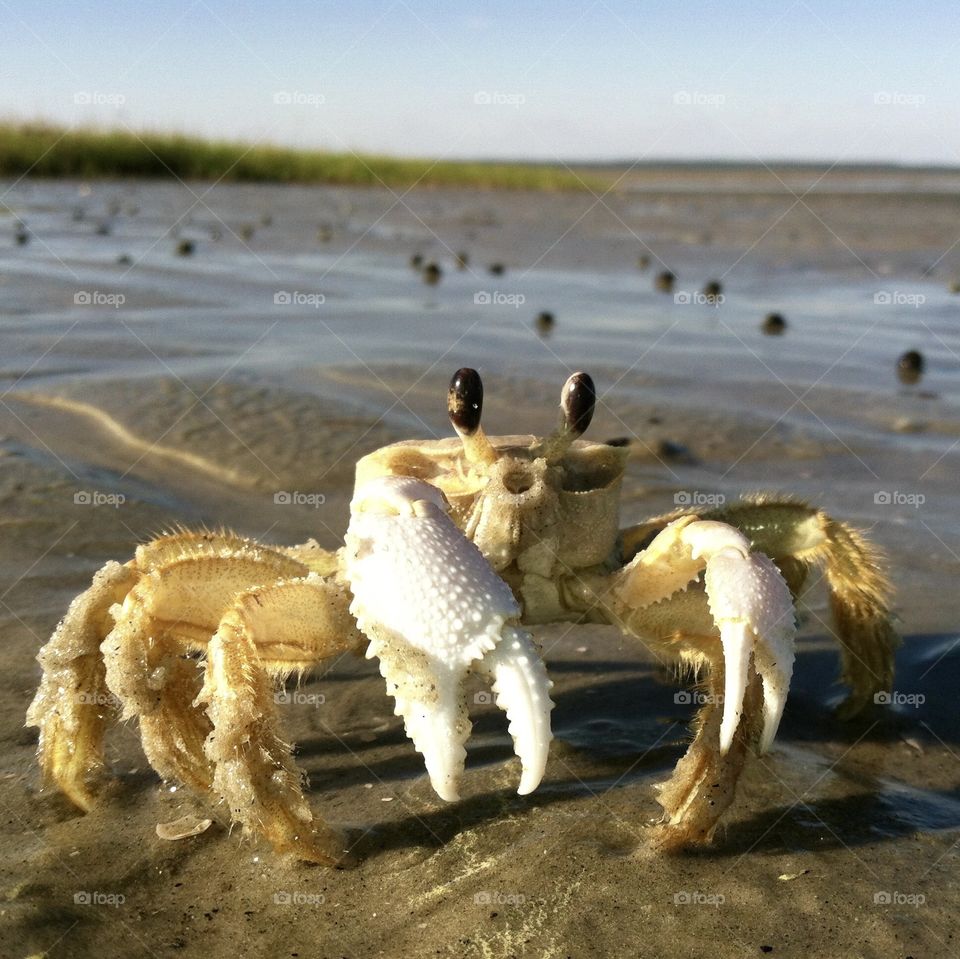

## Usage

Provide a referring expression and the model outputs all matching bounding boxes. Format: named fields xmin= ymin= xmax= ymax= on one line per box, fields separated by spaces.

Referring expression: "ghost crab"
xmin=27 ymin=368 xmax=898 ymax=863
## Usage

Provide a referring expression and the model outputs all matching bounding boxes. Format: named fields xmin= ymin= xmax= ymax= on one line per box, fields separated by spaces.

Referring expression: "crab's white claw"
xmin=681 ymin=522 xmax=796 ymax=755
xmin=476 ymin=626 xmax=553 ymax=795
xmin=344 ymin=476 xmax=554 ymax=801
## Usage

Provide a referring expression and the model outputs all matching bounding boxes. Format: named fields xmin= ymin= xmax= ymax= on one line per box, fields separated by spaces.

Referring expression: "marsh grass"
xmin=0 ymin=123 xmax=607 ymax=191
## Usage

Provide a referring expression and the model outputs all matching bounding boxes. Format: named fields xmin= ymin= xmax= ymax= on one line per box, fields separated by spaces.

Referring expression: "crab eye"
xmin=448 ymin=368 xmax=484 ymax=435
xmin=561 ymin=372 xmax=595 ymax=437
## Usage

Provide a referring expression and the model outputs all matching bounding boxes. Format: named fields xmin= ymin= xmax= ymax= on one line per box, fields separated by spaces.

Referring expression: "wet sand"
xmin=1 ymin=174 xmax=959 ymax=958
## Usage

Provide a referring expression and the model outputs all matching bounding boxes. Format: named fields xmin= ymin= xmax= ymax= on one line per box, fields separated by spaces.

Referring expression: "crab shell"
xmin=355 ymin=436 xmax=627 ymax=615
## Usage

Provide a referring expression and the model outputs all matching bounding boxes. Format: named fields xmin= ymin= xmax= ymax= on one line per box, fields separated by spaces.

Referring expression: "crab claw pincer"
xmin=344 ymin=476 xmax=554 ymax=801
xmin=680 ymin=521 xmax=796 ymax=754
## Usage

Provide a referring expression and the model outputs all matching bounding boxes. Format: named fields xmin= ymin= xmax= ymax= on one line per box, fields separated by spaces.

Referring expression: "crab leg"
xmin=344 ymin=476 xmax=554 ymax=801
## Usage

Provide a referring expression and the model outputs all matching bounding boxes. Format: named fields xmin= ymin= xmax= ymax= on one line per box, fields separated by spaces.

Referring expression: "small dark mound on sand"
xmin=762 ymin=312 xmax=787 ymax=335
xmin=535 ymin=311 xmax=554 ymax=335
xmin=456 ymin=251 xmax=469 ymax=270
xmin=897 ymin=349 xmax=925 ymax=385
xmin=410 ymin=253 xmax=424 ymax=270
xmin=422 ymin=262 xmax=442 ymax=285
xmin=488 ymin=262 xmax=505 ymax=276
xmin=176 ymin=239 xmax=195 ymax=257
xmin=657 ymin=438 xmax=692 ymax=461
xmin=702 ymin=279 xmax=723 ymax=301
xmin=655 ymin=270 xmax=675 ymax=293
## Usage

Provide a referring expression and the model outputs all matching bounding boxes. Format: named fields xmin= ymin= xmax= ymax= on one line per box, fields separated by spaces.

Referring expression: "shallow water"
xmin=1 ymin=177 xmax=959 ymax=958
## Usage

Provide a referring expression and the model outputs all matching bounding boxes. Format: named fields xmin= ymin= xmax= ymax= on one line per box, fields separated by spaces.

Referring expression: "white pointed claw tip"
xmin=717 ymin=620 xmax=752 ymax=755
xmin=414 ymin=703 xmax=465 ymax=802
xmin=477 ymin=627 xmax=554 ymax=796
xmin=702 ymin=544 xmax=796 ymax=756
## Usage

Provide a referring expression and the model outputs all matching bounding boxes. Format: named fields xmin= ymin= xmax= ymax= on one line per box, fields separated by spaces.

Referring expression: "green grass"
xmin=0 ymin=122 xmax=607 ymax=191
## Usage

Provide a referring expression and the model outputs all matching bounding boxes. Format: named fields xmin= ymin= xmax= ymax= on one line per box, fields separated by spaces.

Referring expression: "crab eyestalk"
xmin=448 ymin=367 xmax=498 ymax=465
xmin=540 ymin=371 xmax=596 ymax=463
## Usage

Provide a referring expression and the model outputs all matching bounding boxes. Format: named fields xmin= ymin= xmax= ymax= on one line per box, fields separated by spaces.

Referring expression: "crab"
xmin=26 ymin=368 xmax=899 ymax=864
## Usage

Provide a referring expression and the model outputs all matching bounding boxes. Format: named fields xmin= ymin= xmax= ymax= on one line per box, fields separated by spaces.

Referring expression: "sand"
xmin=1 ymin=174 xmax=958 ymax=958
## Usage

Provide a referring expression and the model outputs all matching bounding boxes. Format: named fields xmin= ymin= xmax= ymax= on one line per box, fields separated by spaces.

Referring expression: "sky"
xmin=1 ymin=0 xmax=958 ymax=165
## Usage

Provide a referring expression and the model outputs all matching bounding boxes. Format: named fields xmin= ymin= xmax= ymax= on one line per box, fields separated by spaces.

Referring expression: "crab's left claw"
xmin=679 ymin=522 xmax=796 ymax=754
xmin=344 ymin=476 xmax=554 ymax=801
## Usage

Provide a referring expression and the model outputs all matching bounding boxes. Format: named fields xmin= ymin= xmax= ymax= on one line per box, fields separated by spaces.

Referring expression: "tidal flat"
xmin=1 ymin=170 xmax=958 ymax=958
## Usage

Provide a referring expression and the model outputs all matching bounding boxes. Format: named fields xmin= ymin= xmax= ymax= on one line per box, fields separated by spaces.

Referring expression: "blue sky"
xmin=2 ymin=0 xmax=957 ymax=163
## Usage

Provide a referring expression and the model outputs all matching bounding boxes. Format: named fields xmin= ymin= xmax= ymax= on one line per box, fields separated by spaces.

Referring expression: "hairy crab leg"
xmin=344 ymin=475 xmax=554 ymax=801
xmin=198 ymin=575 xmax=361 ymax=865
xmin=26 ymin=561 xmax=139 ymax=809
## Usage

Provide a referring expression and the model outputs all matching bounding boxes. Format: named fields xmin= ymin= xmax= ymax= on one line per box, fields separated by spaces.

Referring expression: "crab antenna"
xmin=448 ymin=368 xmax=498 ymax=464
xmin=540 ymin=371 xmax=596 ymax=462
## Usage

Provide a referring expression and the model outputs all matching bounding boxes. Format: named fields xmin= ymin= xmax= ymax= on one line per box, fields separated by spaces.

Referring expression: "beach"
xmin=1 ymin=170 xmax=958 ymax=958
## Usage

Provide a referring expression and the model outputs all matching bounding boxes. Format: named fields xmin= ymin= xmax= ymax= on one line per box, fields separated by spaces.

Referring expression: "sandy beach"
xmin=1 ymin=171 xmax=958 ymax=958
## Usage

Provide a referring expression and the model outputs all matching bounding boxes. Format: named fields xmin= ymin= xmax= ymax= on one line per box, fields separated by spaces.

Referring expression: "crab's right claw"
xmin=680 ymin=522 xmax=796 ymax=755
xmin=344 ymin=476 xmax=554 ymax=801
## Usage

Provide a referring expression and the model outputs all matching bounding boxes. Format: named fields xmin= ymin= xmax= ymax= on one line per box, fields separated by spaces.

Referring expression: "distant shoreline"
xmin=3 ymin=123 xmax=958 ymax=194
xmin=0 ymin=123 xmax=609 ymax=192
